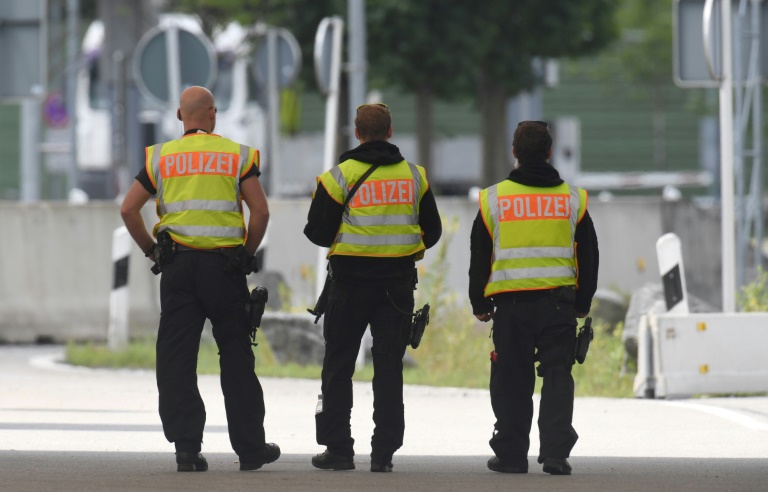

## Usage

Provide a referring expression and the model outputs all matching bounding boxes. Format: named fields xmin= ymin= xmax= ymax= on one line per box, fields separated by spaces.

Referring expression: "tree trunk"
xmin=415 ymin=82 xmax=434 ymax=175
xmin=478 ymin=69 xmax=510 ymax=187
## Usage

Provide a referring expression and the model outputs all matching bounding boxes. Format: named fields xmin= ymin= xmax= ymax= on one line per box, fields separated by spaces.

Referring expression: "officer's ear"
xmin=386 ymin=125 xmax=393 ymax=141
xmin=177 ymin=109 xmax=182 ymax=121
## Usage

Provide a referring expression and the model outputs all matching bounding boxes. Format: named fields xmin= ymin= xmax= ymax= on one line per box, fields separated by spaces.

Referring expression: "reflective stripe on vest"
xmin=482 ymin=181 xmax=585 ymax=295
xmin=322 ymin=160 xmax=427 ymax=258
xmin=148 ymin=138 xmax=253 ymax=248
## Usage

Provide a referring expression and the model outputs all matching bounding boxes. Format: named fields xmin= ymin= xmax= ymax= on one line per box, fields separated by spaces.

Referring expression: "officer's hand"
xmin=144 ymin=243 xmax=159 ymax=263
xmin=576 ymin=312 xmax=589 ymax=318
xmin=475 ymin=312 xmax=494 ymax=322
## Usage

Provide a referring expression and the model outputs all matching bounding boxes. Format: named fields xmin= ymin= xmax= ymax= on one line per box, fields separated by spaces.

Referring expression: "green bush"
xmin=739 ymin=267 xmax=768 ymax=312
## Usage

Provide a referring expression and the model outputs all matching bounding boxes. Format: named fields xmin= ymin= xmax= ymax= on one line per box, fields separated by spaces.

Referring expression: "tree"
xmin=366 ymin=0 xmax=475 ymax=179
xmin=366 ymin=0 xmax=617 ymax=186
xmin=170 ymin=1 xmax=617 ymax=186
xmin=466 ymin=1 xmax=618 ymax=185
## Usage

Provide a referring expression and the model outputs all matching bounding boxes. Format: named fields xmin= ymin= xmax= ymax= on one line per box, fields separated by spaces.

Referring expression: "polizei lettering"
xmin=349 ymin=179 xmax=415 ymax=208
xmin=497 ymin=193 xmax=570 ymax=221
xmin=162 ymin=152 xmax=236 ymax=178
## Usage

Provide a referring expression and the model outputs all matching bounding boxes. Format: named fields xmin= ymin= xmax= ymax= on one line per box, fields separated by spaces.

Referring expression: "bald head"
xmin=177 ymin=86 xmax=216 ymax=133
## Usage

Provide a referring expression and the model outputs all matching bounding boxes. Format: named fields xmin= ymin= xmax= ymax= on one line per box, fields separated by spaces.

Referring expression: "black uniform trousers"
xmin=488 ymin=286 xmax=579 ymax=463
xmin=315 ymin=278 xmax=414 ymax=461
xmin=156 ymin=250 xmax=267 ymax=461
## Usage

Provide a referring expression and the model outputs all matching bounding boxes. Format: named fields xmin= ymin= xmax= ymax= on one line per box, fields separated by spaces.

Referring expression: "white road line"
xmin=663 ymin=400 xmax=768 ymax=431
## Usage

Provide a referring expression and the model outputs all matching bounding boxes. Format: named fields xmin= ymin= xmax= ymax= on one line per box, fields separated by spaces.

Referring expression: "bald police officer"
xmin=120 ymin=86 xmax=279 ymax=473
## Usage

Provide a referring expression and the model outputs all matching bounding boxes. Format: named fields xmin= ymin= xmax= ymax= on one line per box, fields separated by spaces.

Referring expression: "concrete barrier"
xmin=637 ymin=311 xmax=768 ymax=398
xmin=0 ymin=197 xmax=724 ymax=342
xmin=0 ymin=202 xmax=160 ymax=343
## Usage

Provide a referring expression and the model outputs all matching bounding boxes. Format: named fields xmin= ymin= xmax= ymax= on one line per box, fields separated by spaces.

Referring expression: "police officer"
xmin=468 ymin=121 xmax=599 ymax=476
xmin=304 ymin=103 xmax=442 ymax=472
xmin=120 ymin=86 xmax=280 ymax=472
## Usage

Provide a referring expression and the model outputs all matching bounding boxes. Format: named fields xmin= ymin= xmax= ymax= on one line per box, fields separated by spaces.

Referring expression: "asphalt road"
xmin=1 ymin=345 xmax=766 ymax=492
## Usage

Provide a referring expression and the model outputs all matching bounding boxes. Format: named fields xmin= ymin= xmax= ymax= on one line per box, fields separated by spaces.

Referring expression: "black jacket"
xmin=304 ymin=140 xmax=442 ymax=282
xmin=468 ymin=161 xmax=599 ymax=314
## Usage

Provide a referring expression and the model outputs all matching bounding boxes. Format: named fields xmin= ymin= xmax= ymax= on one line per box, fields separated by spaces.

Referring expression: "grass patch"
xmin=64 ymin=316 xmax=631 ymax=396
xmin=65 ymin=216 xmax=634 ymax=397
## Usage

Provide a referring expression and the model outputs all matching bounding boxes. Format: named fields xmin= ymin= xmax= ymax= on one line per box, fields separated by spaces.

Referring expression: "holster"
xmin=221 ymin=245 xmax=258 ymax=275
xmin=150 ymin=230 xmax=177 ymax=275
xmin=307 ymin=269 xmax=331 ymax=324
xmin=409 ymin=303 xmax=430 ymax=349
xmin=573 ymin=316 xmax=594 ymax=364
xmin=248 ymin=286 xmax=268 ymax=346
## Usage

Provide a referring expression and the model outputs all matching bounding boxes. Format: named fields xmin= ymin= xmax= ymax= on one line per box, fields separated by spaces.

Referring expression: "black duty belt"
xmin=174 ymin=243 xmax=224 ymax=253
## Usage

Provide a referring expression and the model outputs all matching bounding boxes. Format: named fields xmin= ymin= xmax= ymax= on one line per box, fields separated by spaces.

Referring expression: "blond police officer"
xmin=468 ymin=121 xmax=599 ymax=476
xmin=120 ymin=86 xmax=279 ymax=473
xmin=304 ymin=103 xmax=442 ymax=472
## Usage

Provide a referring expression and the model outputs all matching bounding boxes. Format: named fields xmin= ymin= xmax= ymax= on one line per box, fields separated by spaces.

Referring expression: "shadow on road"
xmin=0 ymin=452 xmax=764 ymax=492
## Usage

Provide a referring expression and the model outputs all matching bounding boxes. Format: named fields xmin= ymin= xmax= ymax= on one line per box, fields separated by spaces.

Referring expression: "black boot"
xmin=542 ymin=457 xmax=572 ymax=475
xmin=311 ymin=449 xmax=355 ymax=470
xmin=176 ymin=452 xmax=208 ymax=472
xmin=487 ymin=456 xmax=528 ymax=474
xmin=240 ymin=443 xmax=281 ymax=471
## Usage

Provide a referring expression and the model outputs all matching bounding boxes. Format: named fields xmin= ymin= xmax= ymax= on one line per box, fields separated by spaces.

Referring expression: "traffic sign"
xmin=251 ymin=28 xmax=302 ymax=89
xmin=43 ymin=92 xmax=69 ymax=127
xmin=133 ymin=24 xmax=217 ymax=106
xmin=674 ymin=0 xmax=768 ymax=87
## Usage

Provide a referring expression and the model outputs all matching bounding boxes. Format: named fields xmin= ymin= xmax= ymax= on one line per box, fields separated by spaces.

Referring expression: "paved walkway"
xmin=1 ymin=345 xmax=766 ymax=491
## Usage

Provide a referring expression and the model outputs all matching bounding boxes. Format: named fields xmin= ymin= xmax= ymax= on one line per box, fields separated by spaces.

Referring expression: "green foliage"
xmin=66 ymin=338 xmax=158 ymax=370
xmin=739 ymin=268 xmax=768 ymax=312
xmin=563 ymin=0 xmax=675 ymax=92
xmin=164 ymin=0 xmax=618 ymax=185
xmin=366 ymin=0 xmax=617 ymax=100
xmin=168 ymin=0 xmax=267 ymax=32
xmin=571 ymin=319 xmax=634 ymax=397
xmin=65 ymin=316 xmax=632 ymax=396
xmin=403 ymin=216 xmax=493 ymax=388
xmin=168 ymin=0 xmax=618 ymax=101
xmin=614 ymin=0 xmax=674 ymax=85
xmin=65 ymin=334 xmax=296 ymax=376
xmin=366 ymin=0 xmax=475 ymax=100
xmin=470 ymin=0 xmax=617 ymax=95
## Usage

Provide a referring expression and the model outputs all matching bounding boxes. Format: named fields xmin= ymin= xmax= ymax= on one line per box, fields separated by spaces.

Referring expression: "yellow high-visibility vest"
xmin=318 ymin=159 xmax=428 ymax=259
xmin=145 ymin=133 xmax=258 ymax=249
xmin=479 ymin=180 xmax=587 ymax=296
